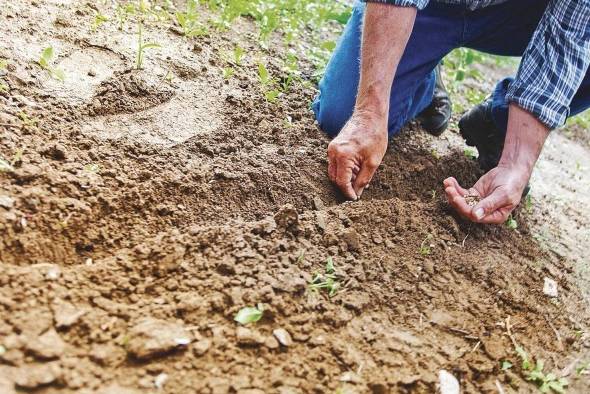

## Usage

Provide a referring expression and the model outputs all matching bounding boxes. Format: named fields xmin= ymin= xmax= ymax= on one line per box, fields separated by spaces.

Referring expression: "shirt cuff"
xmin=362 ymin=0 xmax=429 ymax=10
xmin=506 ymin=79 xmax=570 ymax=130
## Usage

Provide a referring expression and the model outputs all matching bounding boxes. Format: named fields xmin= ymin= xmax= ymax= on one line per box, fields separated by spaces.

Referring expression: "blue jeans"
xmin=312 ymin=0 xmax=590 ymax=138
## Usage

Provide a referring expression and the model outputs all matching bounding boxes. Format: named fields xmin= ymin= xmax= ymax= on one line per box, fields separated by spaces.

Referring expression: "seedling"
xmin=506 ymin=215 xmax=518 ymax=230
xmin=233 ymin=45 xmax=245 ymax=66
xmin=116 ymin=3 xmax=136 ymax=30
xmin=92 ymin=12 xmax=109 ymax=31
xmin=264 ymin=89 xmax=280 ymax=103
xmin=516 ymin=347 xmax=568 ymax=393
xmin=524 ymin=194 xmax=533 ymax=212
xmin=257 ymin=62 xmax=272 ymax=86
xmin=222 ymin=67 xmax=234 ymax=79
xmin=0 ymin=59 xmax=8 ymax=92
xmin=501 ymin=360 xmax=513 ymax=370
xmin=135 ymin=20 xmax=160 ymax=70
xmin=18 ymin=111 xmax=38 ymax=129
xmin=234 ymin=305 xmax=263 ymax=325
xmin=576 ymin=361 xmax=589 ymax=375
xmin=419 ymin=234 xmax=434 ymax=256
xmin=463 ymin=147 xmax=477 ymax=160
xmin=37 ymin=47 xmax=65 ymax=81
xmin=309 ymin=257 xmax=341 ymax=297
xmin=176 ymin=0 xmax=207 ymax=37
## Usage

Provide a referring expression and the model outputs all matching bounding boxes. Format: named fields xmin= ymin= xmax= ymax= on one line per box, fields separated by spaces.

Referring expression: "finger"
xmin=471 ymin=190 xmax=512 ymax=222
xmin=477 ymin=209 xmax=510 ymax=224
xmin=335 ymin=161 xmax=358 ymax=200
xmin=445 ymin=185 xmax=472 ymax=218
xmin=328 ymin=155 xmax=337 ymax=182
xmin=353 ymin=159 xmax=379 ymax=197
xmin=443 ymin=177 xmax=470 ymax=197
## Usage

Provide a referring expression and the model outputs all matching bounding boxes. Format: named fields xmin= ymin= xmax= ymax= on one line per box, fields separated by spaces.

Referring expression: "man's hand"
xmin=445 ymin=104 xmax=549 ymax=223
xmin=443 ymin=164 xmax=529 ymax=223
xmin=326 ymin=4 xmax=417 ymax=199
xmin=328 ymin=113 xmax=388 ymax=200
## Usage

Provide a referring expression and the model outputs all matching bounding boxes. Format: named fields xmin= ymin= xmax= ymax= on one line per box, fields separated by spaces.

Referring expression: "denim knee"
xmin=312 ymin=93 xmax=352 ymax=138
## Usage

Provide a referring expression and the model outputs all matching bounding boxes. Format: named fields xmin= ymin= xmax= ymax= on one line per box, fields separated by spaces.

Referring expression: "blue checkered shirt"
xmin=364 ymin=0 xmax=590 ymax=129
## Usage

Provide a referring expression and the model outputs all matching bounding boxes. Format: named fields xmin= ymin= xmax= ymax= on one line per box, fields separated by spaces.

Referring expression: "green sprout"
xmin=506 ymin=215 xmax=518 ymax=230
xmin=92 ymin=12 xmax=109 ymax=31
xmin=234 ymin=305 xmax=263 ymax=325
xmin=0 ymin=59 xmax=8 ymax=92
xmin=419 ymin=234 xmax=434 ymax=256
xmin=233 ymin=45 xmax=245 ymax=66
xmin=257 ymin=62 xmax=272 ymax=86
xmin=176 ymin=0 xmax=207 ymax=37
xmin=38 ymin=47 xmax=65 ymax=81
xmin=309 ymin=257 xmax=341 ymax=297
xmin=464 ymin=147 xmax=478 ymax=160
xmin=576 ymin=361 xmax=589 ymax=376
xmin=515 ymin=347 xmax=568 ymax=393
xmin=135 ymin=20 xmax=160 ymax=70
xmin=501 ymin=360 xmax=513 ymax=371
xmin=222 ymin=67 xmax=234 ymax=79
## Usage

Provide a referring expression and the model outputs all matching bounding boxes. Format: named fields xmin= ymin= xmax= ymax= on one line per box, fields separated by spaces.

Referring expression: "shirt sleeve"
xmin=362 ymin=0 xmax=430 ymax=10
xmin=505 ymin=0 xmax=590 ymax=129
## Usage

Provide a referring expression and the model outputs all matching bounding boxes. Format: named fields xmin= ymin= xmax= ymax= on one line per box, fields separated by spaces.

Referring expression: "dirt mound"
xmin=87 ymin=70 xmax=175 ymax=116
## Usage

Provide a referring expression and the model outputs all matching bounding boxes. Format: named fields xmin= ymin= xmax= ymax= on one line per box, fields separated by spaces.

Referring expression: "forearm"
xmin=498 ymin=103 xmax=550 ymax=175
xmin=355 ymin=4 xmax=417 ymax=120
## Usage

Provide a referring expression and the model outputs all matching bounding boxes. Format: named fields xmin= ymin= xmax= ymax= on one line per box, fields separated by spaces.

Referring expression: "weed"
xmin=234 ymin=305 xmax=263 ymax=325
xmin=309 ymin=257 xmax=341 ymax=297
xmin=233 ymin=45 xmax=245 ymax=66
xmin=116 ymin=3 xmax=136 ymax=30
xmin=576 ymin=361 xmax=589 ymax=375
xmin=464 ymin=147 xmax=477 ymax=160
xmin=515 ymin=347 xmax=568 ymax=393
xmin=37 ymin=47 xmax=65 ymax=81
xmin=257 ymin=62 xmax=272 ymax=86
xmin=524 ymin=194 xmax=533 ymax=212
xmin=506 ymin=215 xmax=518 ymax=230
xmin=135 ymin=19 xmax=160 ymax=70
xmin=419 ymin=234 xmax=434 ymax=256
xmin=222 ymin=67 xmax=234 ymax=79
xmin=18 ymin=111 xmax=38 ymax=129
xmin=264 ymin=89 xmax=280 ymax=103
xmin=176 ymin=0 xmax=207 ymax=37
xmin=92 ymin=11 xmax=109 ymax=31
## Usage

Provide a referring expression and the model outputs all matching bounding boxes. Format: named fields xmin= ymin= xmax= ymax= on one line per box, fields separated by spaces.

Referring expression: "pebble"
xmin=543 ymin=277 xmax=558 ymax=298
xmin=438 ymin=370 xmax=460 ymax=394
xmin=193 ymin=339 xmax=211 ymax=356
xmin=126 ymin=318 xmax=192 ymax=360
xmin=264 ymin=336 xmax=279 ymax=349
xmin=52 ymin=301 xmax=86 ymax=328
xmin=14 ymin=362 xmax=62 ymax=389
xmin=26 ymin=329 xmax=66 ymax=360
xmin=272 ymin=328 xmax=293 ymax=347
xmin=236 ymin=327 xmax=265 ymax=346
xmin=0 ymin=196 xmax=15 ymax=209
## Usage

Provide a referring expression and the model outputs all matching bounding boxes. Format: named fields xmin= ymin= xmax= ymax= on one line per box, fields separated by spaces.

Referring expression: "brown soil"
xmin=1 ymin=1 xmax=589 ymax=393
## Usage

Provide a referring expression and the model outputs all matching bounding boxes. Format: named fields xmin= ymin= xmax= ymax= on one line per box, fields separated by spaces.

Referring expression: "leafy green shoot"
xmin=575 ymin=361 xmax=589 ymax=376
xmin=92 ymin=12 xmax=109 ymax=31
xmin=38 ymin=47 xmax=65 ymax=81
xmin=257 ymin=62 xmax=272 ymax=86
xmin=309 ymin=257 xmax=341 ymax=297
xmin=419 ymin=234 xmax=434 ymax=256
xmin=176 ymin=0 xmax=207 ymax=37
xmin=506 ymin=215 xmax=518 ymax=230
xmin=501 ymin=360 xmax=513 ymax=371
xmin=233 ymin=45 xmax=245 ymax=66
xmin=135 ymin=20 xmax=160 ymax=70
xmin=234 ymin=305 xmax=263 ymax=325
xmin=464 ymin=147 xmax=478 ymax=160
xmin=223 ymin=67 xmax=234 ymax=79
xmin=515 ymin=347 xmax=567 ymax=393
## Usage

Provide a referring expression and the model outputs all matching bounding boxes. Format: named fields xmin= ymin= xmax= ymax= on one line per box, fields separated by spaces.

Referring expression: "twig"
xmin=471 ymin=340 xmax=481 ymax=353
xmin=495 ymin=380 xmax=506 ymax=394
xmin=505 ymin=316 xmax=519 ymax=349
xmin=544 ymin=315 xmax=563 ymax=350
xmin=0 ymin=123 xmax=20 ymax=128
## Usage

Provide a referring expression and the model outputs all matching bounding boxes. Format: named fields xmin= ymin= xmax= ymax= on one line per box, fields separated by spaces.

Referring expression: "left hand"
xmin=443 ymin=164 xmax=530 ymax=224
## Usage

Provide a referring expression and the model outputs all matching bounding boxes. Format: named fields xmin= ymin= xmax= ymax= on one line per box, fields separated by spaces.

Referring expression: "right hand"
xmin=327 ymin=112 xmax=388 ymax=200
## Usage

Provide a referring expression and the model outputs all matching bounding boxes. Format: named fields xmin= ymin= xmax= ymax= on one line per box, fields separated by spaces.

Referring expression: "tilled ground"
xmin=1 ymin=1 xmax=589 ymax=393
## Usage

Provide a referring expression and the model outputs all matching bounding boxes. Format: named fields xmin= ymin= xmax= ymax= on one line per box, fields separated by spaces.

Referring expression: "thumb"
xmin=335 ymin=162 xmax=358 ymax=201
xmin=472 ymin=190 xmax=508 ymax=222
xmin=353 ymin=159 xmax=379 ymax=197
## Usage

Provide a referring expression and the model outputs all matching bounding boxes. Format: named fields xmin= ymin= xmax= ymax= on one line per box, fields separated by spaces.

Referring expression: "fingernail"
xmin=474 ymin=208 xmax=485 ymax=219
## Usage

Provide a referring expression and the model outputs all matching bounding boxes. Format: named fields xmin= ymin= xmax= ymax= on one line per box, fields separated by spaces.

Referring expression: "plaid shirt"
xmin=364 ymin=0 xmax=590 ymax=129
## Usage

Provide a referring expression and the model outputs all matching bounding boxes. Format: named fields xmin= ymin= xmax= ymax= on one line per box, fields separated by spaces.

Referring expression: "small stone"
xmin=438 ymin=370 xmax=460 ymax=394
xmin=272 ymin=328 xmax=293 ymax=347
xmin=342 ymin=228 xmax=361 ymax=251
xmin=52 ymin=301 xmax=87 ymax=328
xmin=0 ymin=196 xmax=15 ymax=209
xmin=45 ymin=265 xmax=61 ymax=281
xmin=88 ymin=69 xmax=97 ymax=77
xmin=14 ymin=362 xmax=62 ymax=389
xmin=26 ymin=329 xmax=66 ymax=360
xmin=154 ymin=373 xmax=168 ymax=389
xmin=312 ymin=196 xmax=324 ymax=210
xmin=126 ymin=318 xmax=192 ymax=360
xmin=543 ymin=277 xmax=558 ymax=298
xmin=193 ymin=339 xmax=211 ymax=356
xmin=264 ymin=336 xmax=279 ymax=349
xmin=89 ymin=343 xmax=126 ymax=366
xmin=236 ymin=327 xmax=264 ymax=346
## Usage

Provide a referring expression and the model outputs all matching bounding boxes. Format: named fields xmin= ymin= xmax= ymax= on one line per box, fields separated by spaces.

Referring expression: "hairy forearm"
xmin=355 ymin=4 xmax=417 ymax=120
xmin=499 ymin=104 xmax=550 ymax=175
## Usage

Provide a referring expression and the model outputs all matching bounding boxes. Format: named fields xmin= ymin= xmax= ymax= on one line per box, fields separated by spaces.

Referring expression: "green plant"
xmin=176 ymin=0 xmax=207 ymax=37
xmin=419 ymin=234 xmax=434 ymax=256
xmin=116 ymin=2 xmax=136 ymax=30
xmin=233 ymin=45 xmax=245 ymax=66
xmin=264 ymin=89 xmax=280 ymax=103
xmin=38 ymin=47 xmax=64 ymax=81
xmin=0 ymin=59 xmax=8 ymax=92
xmin=524 ymin=194 xmax=533 ymax=212
xmin=92 ymin=11 xmax=109 ymax=31
xmin=506 ymin=215 xmax=518 ymax=230
xmin=464 ymin=147 xmax=477 ymax=160
xmin=135 ymin=19 xmax=160 ymax=70
xmin=515 ymin=347 xmax=568 ymax=393
xmin=257 ymin=62 xmax=272 ymax=86
xmin=234 ymin=305 xmax=263 ymax=325
xmin=18 ymin=111 xmax=38 ymax=128
xmin=222 ymin=67 xmax=234 ymax=79
xmin=309 ymin=257 xmax=341 ymax=297
xmin=501 ymin=360 xmax=513 ymax=370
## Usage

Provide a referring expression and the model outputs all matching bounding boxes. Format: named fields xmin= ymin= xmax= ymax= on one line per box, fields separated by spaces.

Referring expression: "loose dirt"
xmin=1 ymin=1 xmax=589 ymax=393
